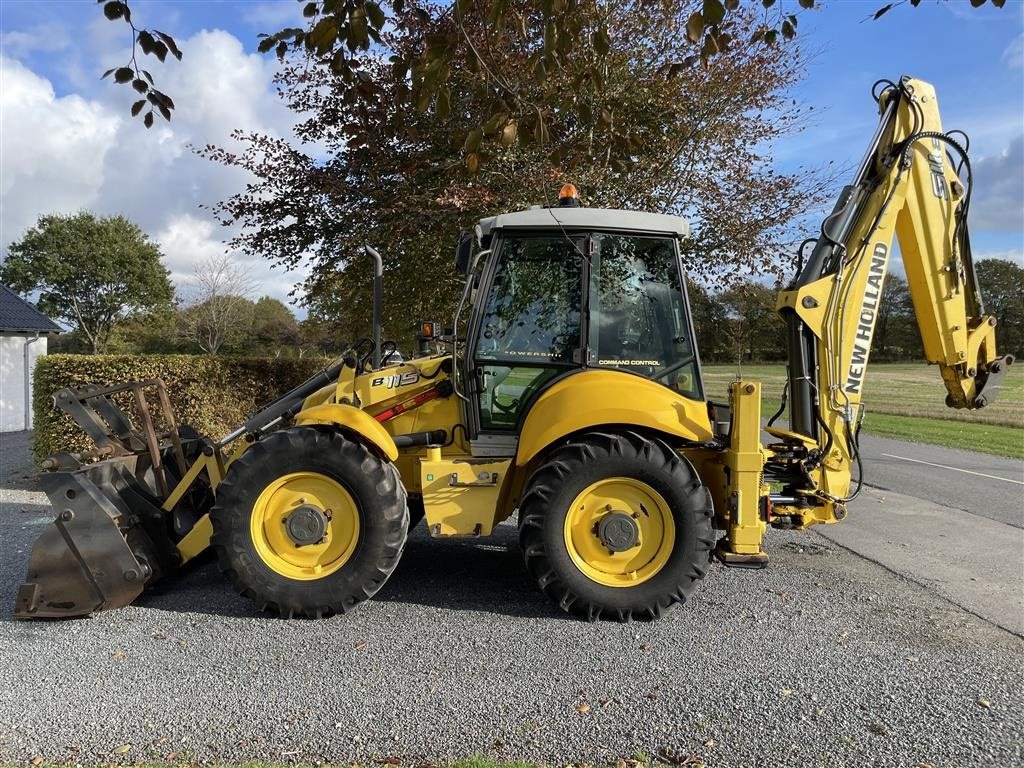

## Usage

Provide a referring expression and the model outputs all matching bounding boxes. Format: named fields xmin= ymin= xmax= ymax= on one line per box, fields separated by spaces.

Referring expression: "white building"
xmin=0 ymin=285 xmax=61 ymax=432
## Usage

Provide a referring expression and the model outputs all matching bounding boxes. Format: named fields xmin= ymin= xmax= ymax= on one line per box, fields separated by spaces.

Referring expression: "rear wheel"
xmin=210 ymin=426 xmax=408 ymax=618
xmin=518 ymin=430 xmax=714 ymax=621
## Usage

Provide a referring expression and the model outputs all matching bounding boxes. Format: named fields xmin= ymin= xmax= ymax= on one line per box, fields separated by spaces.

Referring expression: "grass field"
xmin=494 ymin=362 xmax=1023 ymax=458
xmin=703 ymin=362 xmax=1024 ymax=459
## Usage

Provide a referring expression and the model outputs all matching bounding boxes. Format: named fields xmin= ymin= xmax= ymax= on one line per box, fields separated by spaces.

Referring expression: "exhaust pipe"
xmin=365 ymin=245 xmax=383 ymax=370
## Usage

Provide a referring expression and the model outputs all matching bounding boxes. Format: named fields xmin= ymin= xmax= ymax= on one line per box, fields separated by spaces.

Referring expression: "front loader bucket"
xmin=14 ymin=379 xmax=215 ymax=620
xmin=14 ymin=459 xmax=181 ymax=619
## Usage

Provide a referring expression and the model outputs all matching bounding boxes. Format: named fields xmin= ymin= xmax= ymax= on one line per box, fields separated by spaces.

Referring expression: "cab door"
xmin=468 ymin=234 xmax=585 ymax=434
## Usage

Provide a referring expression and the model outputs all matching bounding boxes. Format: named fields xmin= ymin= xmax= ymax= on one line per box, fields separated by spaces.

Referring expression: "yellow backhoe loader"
xmin=14 ymin=75 xmax=1012 ymax=621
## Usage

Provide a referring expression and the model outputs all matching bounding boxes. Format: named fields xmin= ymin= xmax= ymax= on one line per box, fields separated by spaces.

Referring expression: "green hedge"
xmin=32 ymin=354 xmax=329 ymax=464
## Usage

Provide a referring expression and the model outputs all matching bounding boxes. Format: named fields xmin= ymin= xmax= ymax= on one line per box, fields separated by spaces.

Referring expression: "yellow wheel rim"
xmin=563 ymin=478 xmax=675 ymax=588
xmin=250 ymin=471 xmax=360 ymax=581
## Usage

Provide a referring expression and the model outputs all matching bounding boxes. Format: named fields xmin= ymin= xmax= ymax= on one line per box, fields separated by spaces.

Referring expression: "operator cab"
xmin=460 ymin=188 xmax=704 ymax=440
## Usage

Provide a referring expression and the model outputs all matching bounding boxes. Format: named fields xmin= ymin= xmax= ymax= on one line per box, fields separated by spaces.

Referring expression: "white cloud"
xmin=156 ymin=213 xmax=231 ymax=288
xmin=0 ymin=29 xmax=305 ymax=307
xmin=976 ymin=249 xmax=1024 ymax=267
xmin=970 ymin=135 xmax=1024 ymax=233
xmin=156 ymin=212 xmax=303 ymax=303
xmin=158 ymin=29 xmax=293 ymax=139
xmin=0 ymin=56 xmax=120 ymax=243
xmin=0 ymin=23 xmax=70 ymax=59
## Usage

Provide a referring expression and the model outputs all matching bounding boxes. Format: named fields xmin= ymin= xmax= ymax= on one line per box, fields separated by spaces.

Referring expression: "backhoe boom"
xmin=772 ymin=75 xmax=1013 ymax=521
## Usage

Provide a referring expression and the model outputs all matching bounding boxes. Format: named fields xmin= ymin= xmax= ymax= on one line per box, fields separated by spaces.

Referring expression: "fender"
xmin=515 ymin=370 xmax=713 ymax=467
xmin=293 ymin=403 xmax=399 ymax=461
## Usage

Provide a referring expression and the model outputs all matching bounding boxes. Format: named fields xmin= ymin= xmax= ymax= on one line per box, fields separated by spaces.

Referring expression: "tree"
xmin=871 ymin=274 xmax=922 ymax=360
xmin=297 ymin=316 xmax=349 ymax=358
xmin=719 ymin=279 xmax=787 ymax=362
xmin=249 ymin=297 xmax=301 ymax=356
xmin=98 ymin=0 xmax=1006 ymax=159
xmin=688 ymin=281 xmax=730 ymax=362
xmin=96 ymin=0 xmax=181 ymax=128
xmin=178 ymin=253 xmax=257 ymax=354
xmin=98 ymin=0 xmax=816 ymax=144
xmin=976 ymin=258 xmax=1024 ymax=358
xmin=202 ymin=4 xmax=831 ymax=346
xmin=1 ymin=212 xmax=173 ymax=353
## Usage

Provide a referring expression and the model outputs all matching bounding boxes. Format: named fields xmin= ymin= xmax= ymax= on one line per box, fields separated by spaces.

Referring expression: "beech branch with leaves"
xmin=97 ymin=0 xmax=1007 ymax=149
xmin=98 ymin=0 xmax=182 ymax=127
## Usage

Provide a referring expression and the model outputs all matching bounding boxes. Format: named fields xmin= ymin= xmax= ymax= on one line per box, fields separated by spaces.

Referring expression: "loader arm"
xmin=773 ymin=75 xmax=1012 ymax=516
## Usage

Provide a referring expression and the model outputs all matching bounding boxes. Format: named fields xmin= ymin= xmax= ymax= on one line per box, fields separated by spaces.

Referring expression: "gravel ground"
xmin=0 ymin=431 xmax=39 ymax=492
xmin=1 ymin=431 xmax=1022 ymax=767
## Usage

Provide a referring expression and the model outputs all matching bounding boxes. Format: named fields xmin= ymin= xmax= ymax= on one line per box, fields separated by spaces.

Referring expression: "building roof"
xmin=0 ymin=285 xmax=62 ymax=333
xmin=477 ymin=206 xmax=690 ymax=240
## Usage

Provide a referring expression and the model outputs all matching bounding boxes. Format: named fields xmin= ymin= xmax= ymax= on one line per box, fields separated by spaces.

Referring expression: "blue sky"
xmin=1 ymin=0 xmax=1021 ymax=306
xmin=784 ymin=0 xmax=1023 ymax=266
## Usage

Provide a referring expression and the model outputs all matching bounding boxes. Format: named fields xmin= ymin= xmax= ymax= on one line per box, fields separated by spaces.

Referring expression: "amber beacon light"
xmin=557 ymin=183 xmax=580 ymax=207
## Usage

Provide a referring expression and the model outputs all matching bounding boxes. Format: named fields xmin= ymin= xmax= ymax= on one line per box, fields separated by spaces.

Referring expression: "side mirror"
xmin=454 ymin=231 xmax=473 ymax=275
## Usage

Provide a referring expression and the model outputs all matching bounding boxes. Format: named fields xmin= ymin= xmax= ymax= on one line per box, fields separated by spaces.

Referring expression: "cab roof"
xmin=476 ymin=206 xmax=690 ymax=241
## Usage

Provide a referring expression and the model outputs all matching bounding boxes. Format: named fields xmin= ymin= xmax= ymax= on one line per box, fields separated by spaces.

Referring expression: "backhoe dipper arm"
xmin=774 ymin=75 xmax=1012 ymax=511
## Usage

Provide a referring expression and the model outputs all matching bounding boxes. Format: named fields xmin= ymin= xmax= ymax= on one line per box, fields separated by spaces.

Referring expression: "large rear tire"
xmin=518 ymin=430 xmax=714 ymax=621
xmin=210 ymin=426 xmax=408 ymax=618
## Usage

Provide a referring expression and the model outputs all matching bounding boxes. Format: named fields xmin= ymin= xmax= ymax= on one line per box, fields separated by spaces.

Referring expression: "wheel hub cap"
xmin=597 ymin=511 xmax=640 ymax=552
xmin=284 ymin=505 xmax=329 ymax=547
xmin=563 ymin=477 xmax=676 ymax=588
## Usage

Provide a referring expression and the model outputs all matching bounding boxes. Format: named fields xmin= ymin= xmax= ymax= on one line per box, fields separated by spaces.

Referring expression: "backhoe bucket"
xmin=13 ymin=380 xmax=211 ymax=620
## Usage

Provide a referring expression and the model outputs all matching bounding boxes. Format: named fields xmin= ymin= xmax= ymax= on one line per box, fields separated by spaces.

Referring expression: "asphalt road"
xmin=857 ymin=433 xmax=1023 ymax=528
xmin=0 ymin=430 xmax=1022 ymax=767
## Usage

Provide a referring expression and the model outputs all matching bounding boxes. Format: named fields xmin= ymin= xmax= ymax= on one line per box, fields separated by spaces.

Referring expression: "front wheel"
xmin=518 ymin=430 xmax=714 ymax=621
xmin=210 ymin=426 xmax=408 ymax=618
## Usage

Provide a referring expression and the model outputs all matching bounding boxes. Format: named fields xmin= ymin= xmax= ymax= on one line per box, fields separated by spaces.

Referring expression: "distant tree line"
xmin=49 ymin=294 xmax=319 ymax=358
xmin=1 ymin=212 xmax=333 ymax=358
xmin=690 ymin=258 xmax=1023 ymax=364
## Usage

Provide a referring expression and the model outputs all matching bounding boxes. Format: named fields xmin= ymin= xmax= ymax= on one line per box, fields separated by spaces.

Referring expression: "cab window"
xmin=589 ymin=234 xmax=701 ymax=400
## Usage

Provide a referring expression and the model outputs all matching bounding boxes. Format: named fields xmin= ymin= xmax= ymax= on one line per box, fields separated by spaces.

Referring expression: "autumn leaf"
xmin=703 ymin=0 xmax=725 ymax=26
xmin=685 ymin=12 xmax=704 ymax=44
xmin=575 ymin=703 xmax=591 ymax=714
